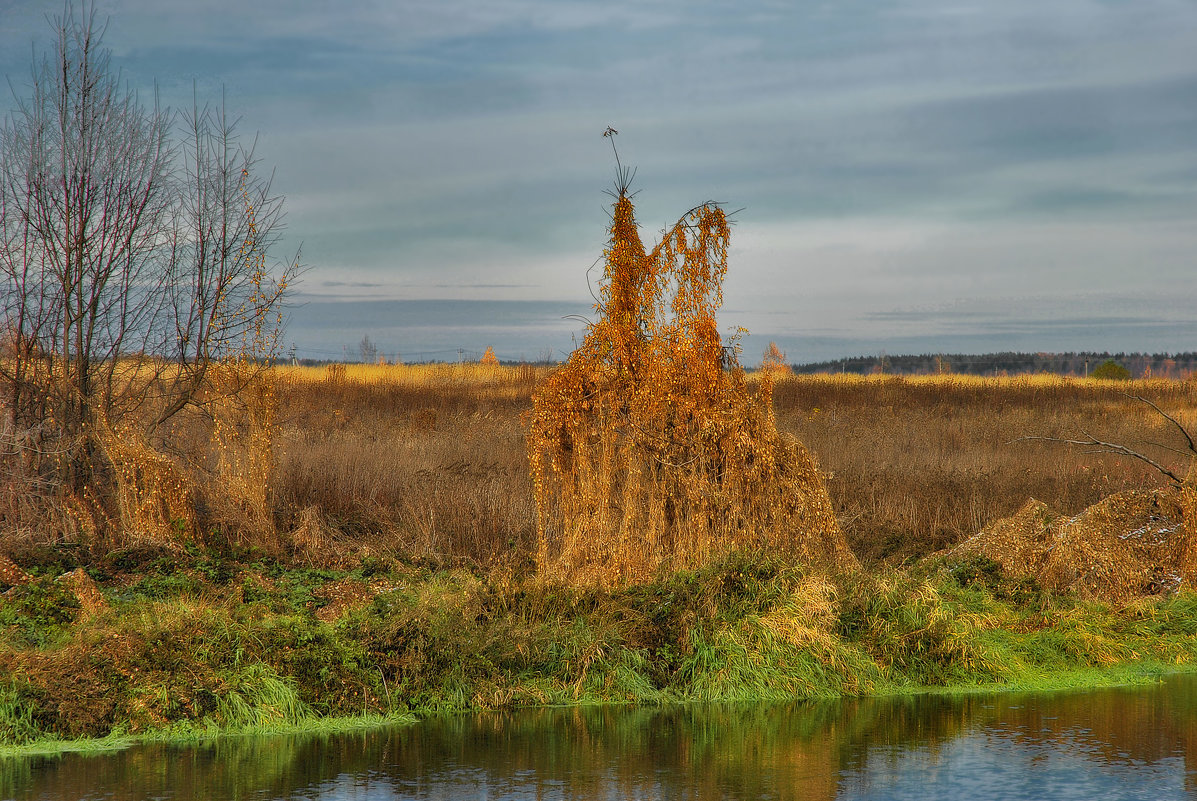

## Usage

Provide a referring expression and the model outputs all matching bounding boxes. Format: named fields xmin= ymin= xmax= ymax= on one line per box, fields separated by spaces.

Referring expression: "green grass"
xmin=0 ymin=710 xmax=419 ymax=758
xmin=3 ymin=548 xmax=1197 ymax=756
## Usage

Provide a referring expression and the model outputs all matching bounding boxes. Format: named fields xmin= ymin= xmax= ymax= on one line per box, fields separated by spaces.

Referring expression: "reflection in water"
xmin=5 ymin=675 xmax=1197 ymax=800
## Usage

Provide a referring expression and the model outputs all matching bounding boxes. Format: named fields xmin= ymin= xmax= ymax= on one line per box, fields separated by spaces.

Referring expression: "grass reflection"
xmin=7 ymin=676 xmax=1197 ymax=800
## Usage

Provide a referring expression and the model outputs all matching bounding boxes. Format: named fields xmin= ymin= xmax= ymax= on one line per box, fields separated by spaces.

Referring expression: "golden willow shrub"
xmin=526 ymin=186 xmax=854 ymax=584
xmin=761 ymin=341 xmax=794 ymax=376
xmin=94 ymin=168 xmax=287 ymax=550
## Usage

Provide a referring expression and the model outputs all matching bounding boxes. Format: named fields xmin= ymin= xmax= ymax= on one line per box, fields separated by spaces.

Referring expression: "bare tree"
xmin=0 ymin=4 xmax=296 ymax=509
xmin=359 ymin=335 xmax=378 ymax=364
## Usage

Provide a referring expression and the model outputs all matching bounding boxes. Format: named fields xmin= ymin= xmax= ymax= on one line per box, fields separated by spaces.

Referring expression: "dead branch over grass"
xmin=772 ymin=373 xmax=1191 ymax=563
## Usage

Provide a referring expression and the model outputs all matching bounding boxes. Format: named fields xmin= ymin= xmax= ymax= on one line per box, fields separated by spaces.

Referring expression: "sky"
xmin=1 ymin=0 xmax=1195 ymax=363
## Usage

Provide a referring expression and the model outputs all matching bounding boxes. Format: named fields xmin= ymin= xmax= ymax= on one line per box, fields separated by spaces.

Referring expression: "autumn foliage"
xmin=761 ymin=341 xmax=794 ymax=375
xmin=526 ymin=187 xmax=853 ymax=584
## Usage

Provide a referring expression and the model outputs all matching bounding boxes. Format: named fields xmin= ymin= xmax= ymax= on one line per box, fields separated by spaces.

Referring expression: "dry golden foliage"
xmin=480 ymin=346 xmax=500 ymax=367
xmin=761 ymin=342 xmax=793 ymax=376
xmin=526 ymin=190 xmax=852 ymax=584
xmin=207 ymin=361 xmax=281 ymax=551
xmin=950 ymin=483 xmax=1197 ymax=604
xmin=97 ymin=421 xmax=195 ymax=548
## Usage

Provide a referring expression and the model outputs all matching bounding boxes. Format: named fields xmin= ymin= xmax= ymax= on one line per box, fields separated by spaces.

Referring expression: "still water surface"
xmin=5 ymin=675 xmax=1197 ymax=800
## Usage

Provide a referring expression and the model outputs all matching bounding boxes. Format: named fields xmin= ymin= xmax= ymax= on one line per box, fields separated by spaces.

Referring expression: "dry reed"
xmin=4 ymin=360 xmax=1192 ymax=572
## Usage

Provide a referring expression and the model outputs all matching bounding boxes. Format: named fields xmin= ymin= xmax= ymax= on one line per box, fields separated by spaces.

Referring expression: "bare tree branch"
xmin=1124 ymin=392 xmax=1197 ymax=456
xmin=1013 ymin=433 xmax=1187 ymax=485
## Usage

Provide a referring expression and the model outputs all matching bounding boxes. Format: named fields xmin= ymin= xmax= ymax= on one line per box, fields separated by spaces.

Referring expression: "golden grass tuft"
xmin=526 ymin=189 xmax=852 ymax=585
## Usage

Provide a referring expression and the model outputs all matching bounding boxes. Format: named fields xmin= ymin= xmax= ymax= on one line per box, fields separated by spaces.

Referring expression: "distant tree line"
xmin=791 ymin=352 xmax=1197 ymax=379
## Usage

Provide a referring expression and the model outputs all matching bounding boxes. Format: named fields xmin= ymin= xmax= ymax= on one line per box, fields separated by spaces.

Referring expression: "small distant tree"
xmin=480 ymin=346 xmax=499 ymax=366
xmin=359 ymin=335 xmax=378 ymax=363
xmin=760 ymin=341 xmax=792 ymax=375
xmin=1092 ymin=360 xmax=1131 ymax=381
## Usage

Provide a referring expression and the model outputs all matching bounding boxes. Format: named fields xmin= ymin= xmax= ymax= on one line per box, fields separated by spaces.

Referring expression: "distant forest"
xmin=790 ymin=352 xmax=1197 ymax=378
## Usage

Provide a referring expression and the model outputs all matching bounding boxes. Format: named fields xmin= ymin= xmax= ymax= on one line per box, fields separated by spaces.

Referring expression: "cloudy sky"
xmin=2 ymin=0 xmax=1195 ymax=362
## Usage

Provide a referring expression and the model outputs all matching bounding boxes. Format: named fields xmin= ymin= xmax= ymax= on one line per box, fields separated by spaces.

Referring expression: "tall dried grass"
xmin=771 ymin=373 xmax=1191 ymax=562
xmin=4 ymin=357 xmax=1192 ymax=571
xmin=271 ymin=363 xmax=541 ymax=565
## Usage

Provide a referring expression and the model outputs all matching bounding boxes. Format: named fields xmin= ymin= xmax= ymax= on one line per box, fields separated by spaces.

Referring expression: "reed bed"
xmin=262 ymin=366 xmax=1189 ymax=567
xmin=2 ymin=362 xmax=1189 ymax=567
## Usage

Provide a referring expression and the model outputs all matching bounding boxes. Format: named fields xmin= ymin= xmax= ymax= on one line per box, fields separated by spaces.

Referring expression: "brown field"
xmin=268 ymin=365 xmax=1192 ymax=567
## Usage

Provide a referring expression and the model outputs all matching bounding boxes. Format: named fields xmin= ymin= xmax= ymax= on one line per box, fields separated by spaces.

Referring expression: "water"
xmin=282 ymin=296 xmax=1197 ymax=368
xmin=5 ymin=675 xmax=1197 ymax=800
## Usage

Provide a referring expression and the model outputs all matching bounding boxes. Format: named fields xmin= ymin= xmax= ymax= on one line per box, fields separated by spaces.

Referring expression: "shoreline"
xmin=3 ymin=660 xmax=1193 ymax=760
xmin=5 ymin=549 xmax=1197 ymax=759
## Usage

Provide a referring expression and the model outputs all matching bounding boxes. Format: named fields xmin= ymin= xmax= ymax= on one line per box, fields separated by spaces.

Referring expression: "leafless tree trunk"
xmin=0 ymin=3 xmax=297 ymax=520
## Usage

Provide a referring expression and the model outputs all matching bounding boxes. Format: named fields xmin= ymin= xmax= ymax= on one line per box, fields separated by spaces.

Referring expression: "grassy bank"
xmin=3 ymin=546 xmax=1197 ymax=755
xmin=6 ymin=368 xmax=1197 ymax=755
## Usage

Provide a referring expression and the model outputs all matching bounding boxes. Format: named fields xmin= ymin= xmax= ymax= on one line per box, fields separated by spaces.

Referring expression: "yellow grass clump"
xmin=526 ymin=186 xmax=854 ymax=585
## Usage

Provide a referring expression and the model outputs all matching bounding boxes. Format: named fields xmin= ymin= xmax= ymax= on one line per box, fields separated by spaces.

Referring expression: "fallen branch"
xmin=1012 ymin=392 xmax=1197 ymax=485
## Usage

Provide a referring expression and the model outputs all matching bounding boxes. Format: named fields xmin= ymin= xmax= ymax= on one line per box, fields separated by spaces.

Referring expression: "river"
xmin=4 ymin=674 xmax=1197 ymax=800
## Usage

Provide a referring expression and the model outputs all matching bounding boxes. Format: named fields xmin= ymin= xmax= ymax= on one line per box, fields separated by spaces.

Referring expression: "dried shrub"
xmin=760 ymin=342 xmax=793 ymax=376
xmin=526 ymin=184 xmax=853 ymax=585
xmin=206 ymin=362 xmax=281 ymax=552
xmin=949 ymin=484 xmax=1197 ymax=604
xmin=97 ymin=421 xmax=195 ymax=548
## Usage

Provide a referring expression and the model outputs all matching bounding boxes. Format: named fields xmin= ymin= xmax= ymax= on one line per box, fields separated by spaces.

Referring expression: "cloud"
xmin=3 ymin=0 xmax=1196 ymax=358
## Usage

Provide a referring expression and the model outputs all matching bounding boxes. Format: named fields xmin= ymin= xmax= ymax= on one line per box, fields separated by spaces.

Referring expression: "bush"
xmin=526 ymin=173 xmax=852 ymax=585
xmin=1091 ymin=360 xmax=1131 ymax=380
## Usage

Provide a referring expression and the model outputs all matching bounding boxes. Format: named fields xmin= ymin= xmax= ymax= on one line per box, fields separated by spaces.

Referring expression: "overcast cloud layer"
xmin=2 ymin=0 xmax=1195 ymax=362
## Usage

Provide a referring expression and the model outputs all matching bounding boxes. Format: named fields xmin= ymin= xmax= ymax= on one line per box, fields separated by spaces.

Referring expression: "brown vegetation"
xmin=3 ymin=364 xmax=1194 ymax=572
xmin=772 ymin=374 xmax=1184 ymax=563
xmin=525 ymin=189 xmax=847 ymax=584
xmin=948 ymin=482 xmax=1197 ymax=604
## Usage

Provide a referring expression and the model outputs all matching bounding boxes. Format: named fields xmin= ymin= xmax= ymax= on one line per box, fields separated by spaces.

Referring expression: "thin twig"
xmin=1014 ymin=433 xmax=1185 ymax=484
xmin=1124 ymin=392 xmax=1197 ymax=456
